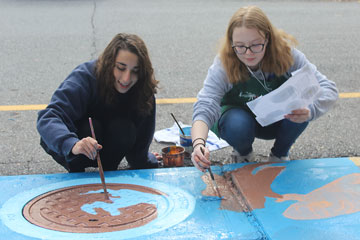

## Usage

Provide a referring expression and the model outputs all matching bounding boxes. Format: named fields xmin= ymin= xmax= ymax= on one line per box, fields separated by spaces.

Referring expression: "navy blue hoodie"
xmin=37 ymin=60 xmax=156 ymax=164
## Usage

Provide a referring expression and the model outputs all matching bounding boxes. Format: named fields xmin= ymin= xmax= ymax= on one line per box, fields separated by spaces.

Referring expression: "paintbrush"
xmin=170 ymin=113 xmax=185 ymax=136
xmin=200 ymin=147 xmax=223 ymax=199
xmin=89 ymin=117 xmax=110 ymax=201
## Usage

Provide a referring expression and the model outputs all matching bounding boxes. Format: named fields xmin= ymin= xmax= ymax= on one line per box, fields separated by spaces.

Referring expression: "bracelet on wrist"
xmin=192 ymin=137 xmax=206 ymax=146
xmin=193 ymin=142 xmax=205 ymax=150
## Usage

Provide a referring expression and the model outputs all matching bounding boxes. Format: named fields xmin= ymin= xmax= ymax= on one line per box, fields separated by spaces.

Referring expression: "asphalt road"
xmin=0 ymin=0 xmax=359 ymax=175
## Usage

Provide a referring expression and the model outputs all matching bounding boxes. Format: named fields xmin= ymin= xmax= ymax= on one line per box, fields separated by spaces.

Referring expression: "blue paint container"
xmin=180 ymin=126 xmax=192 ymax=158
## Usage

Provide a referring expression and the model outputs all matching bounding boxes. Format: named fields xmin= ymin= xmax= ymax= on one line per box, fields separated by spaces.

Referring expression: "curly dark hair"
xmin=95 ymin=33 xmax=158 ymax=115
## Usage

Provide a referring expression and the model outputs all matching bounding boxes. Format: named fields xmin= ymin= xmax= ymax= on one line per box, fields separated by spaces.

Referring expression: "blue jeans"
xmin=218 ymin=108 xmax=309 ymax=157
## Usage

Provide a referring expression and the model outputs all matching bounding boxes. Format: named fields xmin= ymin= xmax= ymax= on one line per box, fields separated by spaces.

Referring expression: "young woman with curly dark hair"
xmin=37 ymin=33 xmax=159 ymax=172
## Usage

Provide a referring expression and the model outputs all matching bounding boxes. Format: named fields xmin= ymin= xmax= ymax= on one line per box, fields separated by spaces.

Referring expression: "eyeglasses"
xmin=232 ymin=42 xmax=266 ymax=55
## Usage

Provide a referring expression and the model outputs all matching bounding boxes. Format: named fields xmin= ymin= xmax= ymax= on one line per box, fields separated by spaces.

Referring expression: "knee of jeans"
xmin=220 ymin=119 xmax=254 ymax=141
xmin=220 ymin=125 xmax=254 ymax=147
xmin=219 ymin=111 xmax=255 ymax=146
xmin=282 ymin=119 xmax=309 ymax=134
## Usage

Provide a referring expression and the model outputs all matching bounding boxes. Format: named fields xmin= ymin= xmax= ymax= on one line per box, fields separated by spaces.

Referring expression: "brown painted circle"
xmin=23 ymin=183 xmax=166 ymax=233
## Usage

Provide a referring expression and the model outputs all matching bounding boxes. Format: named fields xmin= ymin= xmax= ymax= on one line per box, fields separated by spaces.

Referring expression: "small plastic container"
xmin=179 ymin=126 xmax=192 ymax=158
xmin=161 ymin=146 xmax=185 ymax=167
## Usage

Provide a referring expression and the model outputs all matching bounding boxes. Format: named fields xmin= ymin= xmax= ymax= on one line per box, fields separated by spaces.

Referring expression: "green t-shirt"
xmin=211 ymin=72 xmax=291 ymax=136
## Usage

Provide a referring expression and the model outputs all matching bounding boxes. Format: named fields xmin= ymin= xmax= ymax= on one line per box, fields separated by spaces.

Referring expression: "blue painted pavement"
xmin=0 ymin=157 xmax=359 ymax=240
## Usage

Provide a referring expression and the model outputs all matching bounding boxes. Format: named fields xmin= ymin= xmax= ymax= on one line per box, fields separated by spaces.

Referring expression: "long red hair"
xmin=219 ymin=6 xmax=298 ymax=84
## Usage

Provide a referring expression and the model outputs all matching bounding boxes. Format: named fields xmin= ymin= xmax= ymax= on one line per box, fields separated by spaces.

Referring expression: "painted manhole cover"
xmin=1 ymin=177 xmax=195 ymax=240
xmin=23 ymin=183 xmax=163 ymax=233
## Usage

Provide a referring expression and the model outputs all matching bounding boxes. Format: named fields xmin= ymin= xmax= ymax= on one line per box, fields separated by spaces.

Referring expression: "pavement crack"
xmin=90 ymin=0 xmax=97 ymax=60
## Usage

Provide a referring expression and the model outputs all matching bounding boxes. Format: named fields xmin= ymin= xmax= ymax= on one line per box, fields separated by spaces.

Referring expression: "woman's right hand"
xmin=191 ymin=145 xmax=211 ymax=172
xmin=71 ymin=137 xmax=103 ymax=160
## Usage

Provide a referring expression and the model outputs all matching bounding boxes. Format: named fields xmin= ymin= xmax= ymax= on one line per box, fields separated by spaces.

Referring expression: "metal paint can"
xmin=161 ymin=146 xmax=185 ymax=167
xmin=179 ymin=126 xmax=192 ymax=158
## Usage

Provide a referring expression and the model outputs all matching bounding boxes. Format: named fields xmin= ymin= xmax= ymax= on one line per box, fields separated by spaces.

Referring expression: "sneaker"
xmin=231 ymin=149 xmax=255 ymax=163
xmin=268 ymin=152 xmax=290 ymax=162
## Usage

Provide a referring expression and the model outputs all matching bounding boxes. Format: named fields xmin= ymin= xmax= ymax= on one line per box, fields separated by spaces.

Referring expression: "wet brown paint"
xmin=230 ymin=163 xmax=285 ymax=210
xmin=201 ymin=163 xmax=285 ymax=212
xmin=23 ymin=183 xmax=166 ymax=233
xmin=201 ymin=173 xmax=244 ymax=212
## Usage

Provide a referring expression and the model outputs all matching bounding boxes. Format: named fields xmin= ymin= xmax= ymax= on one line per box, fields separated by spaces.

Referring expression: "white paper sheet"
xmin=246 ymin=64 xmax=321 ymax=127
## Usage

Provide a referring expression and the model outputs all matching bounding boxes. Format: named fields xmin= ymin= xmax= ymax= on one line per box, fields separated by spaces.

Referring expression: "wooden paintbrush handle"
xmin=89 ymin=117 xmax=110 ymax=201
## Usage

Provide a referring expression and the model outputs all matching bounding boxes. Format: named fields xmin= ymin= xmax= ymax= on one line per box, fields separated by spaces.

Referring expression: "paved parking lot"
xmin=0 ymin=0 xmax=359 ymax=175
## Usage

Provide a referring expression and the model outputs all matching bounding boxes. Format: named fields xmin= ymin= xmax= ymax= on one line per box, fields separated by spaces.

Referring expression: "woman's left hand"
xmin=284 ymin=107 xmax=311 ymax=123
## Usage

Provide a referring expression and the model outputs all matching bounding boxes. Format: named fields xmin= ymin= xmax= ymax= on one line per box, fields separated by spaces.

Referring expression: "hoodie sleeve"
xmin=290 ymin=48 xmax=339 ymax=121
xmin=192 ymin=56 xmax=232 ymax=128
xmin=37 ymin=61 xmax=96 ymax=157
